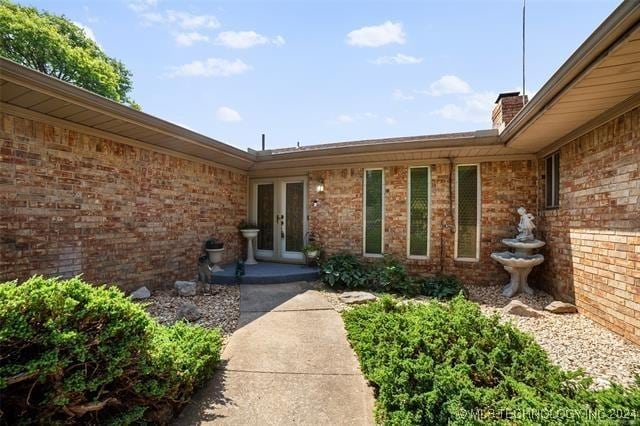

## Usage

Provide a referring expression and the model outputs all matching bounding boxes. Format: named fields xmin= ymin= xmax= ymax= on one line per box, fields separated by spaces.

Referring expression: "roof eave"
xmin=500 ymin=0 xmax=640 ymax=147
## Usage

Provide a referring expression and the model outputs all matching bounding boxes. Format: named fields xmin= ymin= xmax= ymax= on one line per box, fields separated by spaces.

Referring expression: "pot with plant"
xmin=238 ymin=221 xmax=259 ymax=265
xmin=204 ymin=237 xmax=224 ymax=272
xmin=303 ymin=242 xmax=321 ymax=260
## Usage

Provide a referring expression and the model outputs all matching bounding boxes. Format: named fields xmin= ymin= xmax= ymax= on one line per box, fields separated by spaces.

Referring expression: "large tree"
xmin=0 ymin=0 xmax=139 ymax=109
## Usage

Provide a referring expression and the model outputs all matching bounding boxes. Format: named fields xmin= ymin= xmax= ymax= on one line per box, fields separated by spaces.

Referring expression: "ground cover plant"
xmin=320 ymin=252 xmax=463 ymax=298
xmin=0 ymin=276 xmax=222 ymax=424
xmin=343 ymin=296 xmax=640 ymax=425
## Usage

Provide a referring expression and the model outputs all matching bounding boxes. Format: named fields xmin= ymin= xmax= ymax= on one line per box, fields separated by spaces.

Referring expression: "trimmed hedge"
xmin=0 ymin=276 xmax=222 ymax=424
xmin=343 ymin=296 xmax=640 ymax=425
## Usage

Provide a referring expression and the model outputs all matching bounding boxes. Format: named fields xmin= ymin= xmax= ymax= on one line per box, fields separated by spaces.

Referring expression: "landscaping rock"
xmin=503 ymin=300 xmax=542 ymax=317
xmin=175 ymin=280 xmax=197 ymax=296
xmin=130 ymin=286 xmax=151 ymax=300
xmin=339 ymin=291 xmax=377 ymax=305
xmin=177 ymin=301 xmax=202 ymax=322
xmin=544 ymin=301 xmax=578 ymax=314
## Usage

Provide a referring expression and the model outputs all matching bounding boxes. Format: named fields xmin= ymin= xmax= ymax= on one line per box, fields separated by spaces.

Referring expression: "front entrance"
xmin=250 ymin=177 xmax=308 ymax=262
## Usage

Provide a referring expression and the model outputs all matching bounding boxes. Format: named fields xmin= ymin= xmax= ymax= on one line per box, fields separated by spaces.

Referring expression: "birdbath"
xmin=491 ymin=207 xmax=545 ymax=297
xmin=240 ymin=229 xmax=259 ymax=265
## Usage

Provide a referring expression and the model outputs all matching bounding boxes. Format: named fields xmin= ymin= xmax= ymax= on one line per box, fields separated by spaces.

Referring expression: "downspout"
xmin=440 ymin=157 xmax=455 ymax=274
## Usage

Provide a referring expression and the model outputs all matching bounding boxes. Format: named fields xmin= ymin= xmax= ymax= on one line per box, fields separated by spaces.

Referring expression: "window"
xmin=545 ymin=152 xmax=560 ymax=208
xmin=455 ymin=164 xmax=480 ymax=260
xmin=408 ymin=167 xmax=430 ymax=257
xmin=364 ymin=169 xmax=384 ymax=255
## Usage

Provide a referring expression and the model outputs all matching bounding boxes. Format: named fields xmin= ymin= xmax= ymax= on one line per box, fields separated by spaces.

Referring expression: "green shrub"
xmin=320 ymin=252 xmax=367 ymax=288
xmin=417 ymin=275 xmax=465 ymax=299
xmin=365 ymin=256 xmax=417 ymax=296
xmin=343 ymin=296 xmax=640 ymax=425
xmin=0 ymin=276 xmax=222 ymax=424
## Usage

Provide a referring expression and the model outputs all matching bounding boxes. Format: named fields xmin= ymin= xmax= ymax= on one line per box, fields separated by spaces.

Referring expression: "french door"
xmin=250 ymin=177 xmax=307 ymax=262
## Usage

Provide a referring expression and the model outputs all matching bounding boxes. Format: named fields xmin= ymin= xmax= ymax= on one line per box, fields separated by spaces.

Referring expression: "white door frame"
xmin=249 ymin=176 xmax=308 ymax=263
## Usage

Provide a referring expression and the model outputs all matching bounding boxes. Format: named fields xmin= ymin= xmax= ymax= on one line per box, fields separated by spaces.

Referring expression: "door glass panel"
xmin=457 ymin=165 xmax=478 ymax=258
xmin=257 ymin=184 xmax=274 ymax=250
xmin=285 ymin=182 xmax=304 ymax=252
xmin=365 ymin=170 xmax=383 ymax=254
xmin=409 ymin=167 xmax=429 ymax=256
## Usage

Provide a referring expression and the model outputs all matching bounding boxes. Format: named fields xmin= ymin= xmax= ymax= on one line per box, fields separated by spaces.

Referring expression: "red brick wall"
xmin=538 ymin=107 xmax=640 ymax=345
xmin=492 ymin=95 xmax=528 ymax=130
xmin=309 ymin=159 xmax=538 ymax=285
xmin=0 ymin=112 xmax=247 ymax=291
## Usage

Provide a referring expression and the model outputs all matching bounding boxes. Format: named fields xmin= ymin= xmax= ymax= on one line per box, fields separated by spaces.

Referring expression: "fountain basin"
xmin=491 ymin=251 xmax=544 ymax=267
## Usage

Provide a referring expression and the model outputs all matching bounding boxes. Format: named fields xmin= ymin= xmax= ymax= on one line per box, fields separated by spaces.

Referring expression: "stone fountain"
xmin=491 ymin=207 xmax=545 ymax=297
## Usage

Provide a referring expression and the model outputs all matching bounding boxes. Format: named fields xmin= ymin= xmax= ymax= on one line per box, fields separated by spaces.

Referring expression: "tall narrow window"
xmin=545 ymin=152 xmax=560 ymax=208
xmin=456 ymin=164 xmax=479 ymax=260
xmin=364 ymin=169 xmax=384 ymax=255
xmin=408 ymin=167 xmax=430 ymax=257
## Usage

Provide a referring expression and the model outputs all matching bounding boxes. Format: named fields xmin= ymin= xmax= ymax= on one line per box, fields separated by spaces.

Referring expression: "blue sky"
xmin=27 ymin=0 xmax=620 ymax=150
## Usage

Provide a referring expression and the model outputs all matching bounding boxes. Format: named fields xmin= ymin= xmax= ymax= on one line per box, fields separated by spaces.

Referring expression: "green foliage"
xmin=343 ymin=296 xmax=640 ymax=425
xmin=320 ymin=252 xmax=464 ymax=299
xmin=320 ymin=252 xmax=367 ymax=289
xmin=0 ymin=276 xmax=222 ymax=424
xmin=417 ymin=275 xmax=465 ymax=299
xmin=365 ymin=256 xmax=416 ymax=295
xmin=0 ymin=0 xmax=138 ymax=108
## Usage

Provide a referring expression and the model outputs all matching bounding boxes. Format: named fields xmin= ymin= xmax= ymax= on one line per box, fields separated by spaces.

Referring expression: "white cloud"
xmin=371 ymin=53 xmax=423 ymax=65
xmin=334 ymin=112 xmax=383 ymax=125
xmin=128 ymin=0 xmax=157 ymax=13
xmin=337 ymin=114 xmax=355 ymax=124
xmin=215 ymin=31 xmax=285 ymax=49
xmin=175 ymin=32 xmax=209 ymax=46
xmin=385 ymin=117 xmax=397 ymax=125
xmin=347 ymin=21 xmax=406 ymax=47
xmin=216 ymin=106 xmax=242 ymax=122
xmin=139 ymin=9 xmax=219 ymax=29
xmin=431 ymin=91 xmax=496 ymax=124
xmin=422 ymin=75 xmax=471 ymax=96
xmin=73 ymin=22 xmax=98 ymax=45
xmin=167 ymin=58 xmax=251 ymax=78
xmin=392 ymin=89 xmax=415 ymax=101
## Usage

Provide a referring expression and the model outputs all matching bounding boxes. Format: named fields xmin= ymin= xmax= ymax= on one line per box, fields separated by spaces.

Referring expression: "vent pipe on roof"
xmin=261 ymin=133 xmax=265 ymax=150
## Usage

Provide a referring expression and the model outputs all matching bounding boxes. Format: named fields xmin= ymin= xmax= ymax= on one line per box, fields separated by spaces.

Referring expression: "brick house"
xmin=1 ymin=2 xmax=639 ymax=344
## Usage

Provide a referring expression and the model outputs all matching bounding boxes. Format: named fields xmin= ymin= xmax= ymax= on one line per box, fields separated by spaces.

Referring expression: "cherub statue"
xmin=516 ymin=207 xmax=536 ymax=241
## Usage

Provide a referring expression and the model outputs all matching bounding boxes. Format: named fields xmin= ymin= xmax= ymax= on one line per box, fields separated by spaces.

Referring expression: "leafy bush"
xmin=417 ymin=275 xmax=465 ymax=299
xmin=365 ymin=256 xmax=416 ymax=295
xmin=0 ymin=276 xmax=222 ymax=424
xmin=343 ymin=296 xmax=640 ymax=425
xmin=321 ymin=252 xmax=464 ymax=299
xmin=319 ymin=252 xmax=367 ymax=288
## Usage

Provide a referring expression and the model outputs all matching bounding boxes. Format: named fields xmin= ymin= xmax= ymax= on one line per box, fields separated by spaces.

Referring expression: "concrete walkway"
xmin=175 ymin=282 xmax=375 ymax=425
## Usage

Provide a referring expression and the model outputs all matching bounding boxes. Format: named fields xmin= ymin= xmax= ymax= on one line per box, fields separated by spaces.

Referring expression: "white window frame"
xmin=406 ymin=166 xmax=431 ymax=259
xmin=545 ymin=152 xmax=560 ymax=209
xmin=363 ymin=168 xmax=384 ymax=257
xmin=454 ymin=164 xmax=481 ymax=262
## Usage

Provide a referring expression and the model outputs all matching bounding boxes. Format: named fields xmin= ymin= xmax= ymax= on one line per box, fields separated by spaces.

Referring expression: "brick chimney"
xmin=492 ymin=92 xmax=528 ymax=131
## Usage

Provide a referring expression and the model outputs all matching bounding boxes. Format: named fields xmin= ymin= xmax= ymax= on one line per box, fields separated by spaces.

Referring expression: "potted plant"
xmin=303 ymin=242 xmax=321 ymax=259
xmin=238 ymin=221 xmax=259 ymax=265
xmin=204 ymin=237 xmax=224 ymax=272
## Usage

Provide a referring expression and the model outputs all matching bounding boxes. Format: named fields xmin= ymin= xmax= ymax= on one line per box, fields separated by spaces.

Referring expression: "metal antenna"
xmin=522 ymin=0 xmax=527 ymax=106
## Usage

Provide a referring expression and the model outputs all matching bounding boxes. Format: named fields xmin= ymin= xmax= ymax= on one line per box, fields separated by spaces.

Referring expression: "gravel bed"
xmin=467 ymin=284 xmax=640 ymax=388
xmin=136 ymin=284 xmax=240 ymax=336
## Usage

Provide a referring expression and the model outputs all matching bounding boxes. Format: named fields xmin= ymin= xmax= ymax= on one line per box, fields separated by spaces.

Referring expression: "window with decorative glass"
xmin=456 ymin=164 xmax=479 ymax=260
xmin=545 ymin=152 xmax=560 ymax=208
xmin=408 ymin=167 xmax=430 ymax=257
xmin=364 ymin=169 xmax=384 ymax=255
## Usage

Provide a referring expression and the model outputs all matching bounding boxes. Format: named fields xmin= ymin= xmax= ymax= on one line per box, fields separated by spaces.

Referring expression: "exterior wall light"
xmin=316 ymin=179 xmax=325 ymax=193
